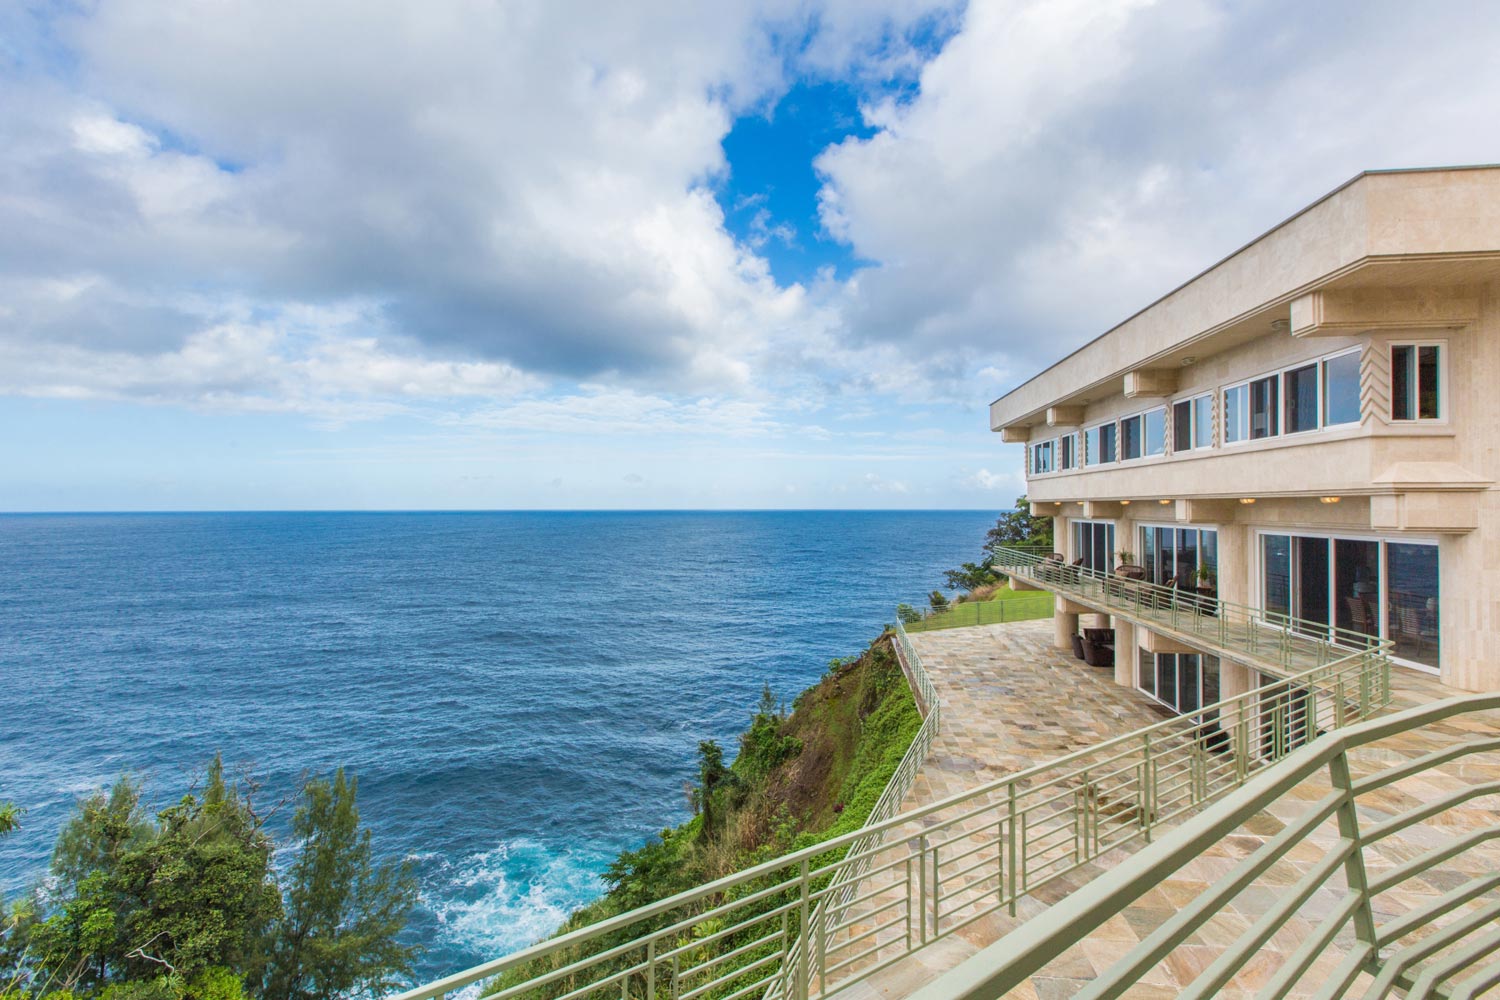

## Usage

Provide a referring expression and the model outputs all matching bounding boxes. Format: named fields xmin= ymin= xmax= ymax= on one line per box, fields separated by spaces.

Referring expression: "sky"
xmin=2 ymin=0 xmax=1500 ymax=511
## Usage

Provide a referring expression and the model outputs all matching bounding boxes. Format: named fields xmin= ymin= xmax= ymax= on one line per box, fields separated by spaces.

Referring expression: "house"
xmin=988 ymin=165 xmax=1500 ymax=701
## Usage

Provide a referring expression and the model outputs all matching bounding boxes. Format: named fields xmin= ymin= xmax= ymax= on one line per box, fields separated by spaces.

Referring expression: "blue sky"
xmin=3 ymin=0 xmax=1500 ymax=510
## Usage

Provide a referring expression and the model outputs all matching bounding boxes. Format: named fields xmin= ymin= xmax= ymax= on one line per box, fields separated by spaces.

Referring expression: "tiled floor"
xmin=826 ymin=620 xmax=1500 ymax=1000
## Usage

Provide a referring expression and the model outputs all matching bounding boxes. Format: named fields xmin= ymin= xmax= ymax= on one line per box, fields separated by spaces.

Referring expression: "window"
xmin=1099 ymin=422 xmax=1117 ymax=462
xmin=1172 ymin=399 xmax=1192 ymax=452
xmin=1224 ymin=384 xmax=1248 ymax=443
xmin=1121 ymin=415 xmax=1142 ymax=460
xmin=1141 ymin=525 xmax=1218 ymax=589
xmin=1323 ymin=350 xmax=1361 ymax=426
xmin=1194 ymin=395 xmax=1212 ymax=448
xmin=1031 ymin=439 xmax=1055 ymax=475
xmin=1249 ymin=374 xmax=1279 ymax=439
xmin=1139 ymin=652 xmax=1221 ymax=717
xmin=1173 ymin=396 xmax=1212 ymax=452
xmin=1073 ymin=520 xmax=1116 ymax=576
xmin=1259 ymin=530 xmax=1440 ymax=672
xmin=1392 ymin=344 xmax=1442 ymax=420
xmin=1143 ymin=407 xmax=1165 ymax=456
xmin=1284 ymin=362 xmax=1319 ymax=434
xmin=1085 ymin=423 xmax=1117 ymax=465
xmin=1059 ymin=433 xmax=1076 ymax=470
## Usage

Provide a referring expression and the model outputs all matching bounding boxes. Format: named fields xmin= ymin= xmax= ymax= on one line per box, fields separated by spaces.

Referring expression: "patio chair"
xmin=1081 ymin=628 xmax=1115 ymax=668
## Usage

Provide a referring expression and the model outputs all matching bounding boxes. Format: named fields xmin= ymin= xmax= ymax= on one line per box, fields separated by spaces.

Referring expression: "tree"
xmin=264 ymin=769 xmax=418 ymax=1000
xmin=0 ymin=802 xmax=18 ymax=838
xmin=984 ymin=495 xmax=1055 ymax=550
xmin=689 ymin=741 xmax=736 ymax=841
xmin=941 ymin=560 xmax=998 ymax=592
xmin=28 ymin=758 xmax=279 ymax=997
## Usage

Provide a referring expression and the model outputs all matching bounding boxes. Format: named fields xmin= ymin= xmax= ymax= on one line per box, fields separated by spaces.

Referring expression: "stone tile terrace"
xmin=838 ymin=620 xmax=1495 ymax=1000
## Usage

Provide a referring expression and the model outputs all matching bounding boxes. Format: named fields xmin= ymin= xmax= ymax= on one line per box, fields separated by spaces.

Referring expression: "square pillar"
xmin=1054 ymin=609 xmax=1080 ymax=651
xmin=1112 ymin=619 xmax=1136 ymax=688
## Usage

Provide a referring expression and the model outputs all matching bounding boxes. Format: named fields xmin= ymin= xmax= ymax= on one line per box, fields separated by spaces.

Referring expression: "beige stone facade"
xmin=990 ymin=166 xmax=1500 ymax=692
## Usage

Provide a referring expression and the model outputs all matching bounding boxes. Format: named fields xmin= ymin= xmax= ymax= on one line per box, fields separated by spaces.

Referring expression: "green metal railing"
xmin=991 ymin=544 xmax=1396 ymax=683
xmin=389 ymin=621 xmax=1390 ymax=1000
xmin=900 ymin=592 xmax=1055 ymax=633
xmin=910 ymin=694 xmax=1500 ymax=1000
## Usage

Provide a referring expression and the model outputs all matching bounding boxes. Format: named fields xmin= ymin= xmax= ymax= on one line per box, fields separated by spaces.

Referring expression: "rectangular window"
xmin=1224 ymin=384 xmax=1248 ymax=443
xmin=1138 ymin=647 xmax=1155 ymax=698
xmin=1121 ymin=415 xmax=1142 ymax=460
xmin=1073 ymin=520 xmax=1116 ymax=576
xmin=1193 ymin=394 xmax=1212 ymax=448
xmin=1099 ymin=422 xmax=1117 ymax=463
xmin=1258 ymin=531 xmax=1441 ymax=672
xmin=1392 ymin=344 xmax=1442 ymax=420
xmin=1084 ymin=427 xmax=1099 ymax=465
xmin=1172 ymin=400 xmax=1192 ymax=452
xmin=1323 ymin=350 xmax=1361 ymax=426
xmin=1249 ymin=374 xmax=1279 ymax=439
xmin=1031 ymin=440 xmax=1055 ymax=475
xmin=1143 ymin=408 xmax=1165 ymax=456
xmin=1284 ymin=362 xmax=1319 ymax=434
xmin=1059 ymin=434 xmax=1076 ymax=470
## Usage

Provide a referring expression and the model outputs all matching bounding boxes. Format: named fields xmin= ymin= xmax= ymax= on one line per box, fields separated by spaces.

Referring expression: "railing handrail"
xmin=392 ymin=615 xmax=1389 ymax=1000
xmin=990 ymin=543 xmax=1396 ymax=662
xmin=906 ymin=693 xmax=1500 ymax=1000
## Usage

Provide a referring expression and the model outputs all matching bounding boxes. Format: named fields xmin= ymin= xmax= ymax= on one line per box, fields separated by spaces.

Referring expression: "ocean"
xmin=0 ymin=510 xmax=997 ymax=985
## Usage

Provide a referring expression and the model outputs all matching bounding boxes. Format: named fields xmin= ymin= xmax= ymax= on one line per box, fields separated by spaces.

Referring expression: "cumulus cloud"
xmin=817 ymin=0 xmax=1500 ymax=370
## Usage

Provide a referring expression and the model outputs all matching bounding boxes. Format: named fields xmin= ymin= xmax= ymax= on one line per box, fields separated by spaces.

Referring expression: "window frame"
xmin=1084 ymin=420 xmax=1118 ymax=466
xmin=1222 ymin=347 xmax=1369 ymax=447
xmin=1253 ymin=526 xmax=1441 ymax=674
xmin=1390 ymin=340 xmax=1448 ymax=423
xmin=1171 ymin=392 xmax=1214 ymax=453
xmin=1030 ymin=438 xmax=1057 ymax=475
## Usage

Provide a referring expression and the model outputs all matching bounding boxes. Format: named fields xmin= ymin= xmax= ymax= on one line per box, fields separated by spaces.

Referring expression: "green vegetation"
xmin=485 ymin=637 xmax=922 ymax=999
xmin=939 ymin=496 xmax=1055 ymax=599
xmin=0 ymin=760 xmax=416 ymax=1000
xmin=902 ymin=588 xmax=1055 ymax=633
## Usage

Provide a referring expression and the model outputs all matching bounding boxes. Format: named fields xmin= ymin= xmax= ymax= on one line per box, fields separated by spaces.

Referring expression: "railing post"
xmin=1328 ymin=750 xmax=1380 ymax=949
xmin=797 ymin=859 xmax=811 ymax=1000
xmin=1006 ymin=785 xmax=1019 ymax=916
xmin=917 ymin=834 xmax=929 ymax=944
xmin=646 ymin=936 xmax=656 ymax=1000
xmin=1142 ymin=732 xmax=1155 ymax=840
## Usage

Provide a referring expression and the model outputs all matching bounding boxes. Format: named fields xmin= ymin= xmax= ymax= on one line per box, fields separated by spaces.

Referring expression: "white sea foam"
xmin=424 ymin=837 xmax=609 ymax=975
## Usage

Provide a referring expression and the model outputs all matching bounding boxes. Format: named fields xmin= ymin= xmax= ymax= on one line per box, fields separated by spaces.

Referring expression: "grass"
xmin=906 ymin=587 xmax=1055 ymax=632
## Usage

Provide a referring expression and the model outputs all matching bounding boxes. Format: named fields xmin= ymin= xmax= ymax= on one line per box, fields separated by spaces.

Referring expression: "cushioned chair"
xmin=1081 ymin=628 xmax=1115 ymax=668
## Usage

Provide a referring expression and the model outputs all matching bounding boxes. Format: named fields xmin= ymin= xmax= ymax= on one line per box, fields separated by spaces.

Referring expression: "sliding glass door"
xmin=1259 ymin=531 xmax=1439 ymax=670
xmin=1073 ymin=520 xmax=1115 ymax=575
xmin=1140 ymin=525 xmax=1218 ymax=590
xmin=1138 ymin=648 xmax=1221 ymax=718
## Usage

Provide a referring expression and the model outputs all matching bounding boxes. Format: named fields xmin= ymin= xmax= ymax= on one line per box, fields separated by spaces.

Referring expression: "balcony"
xmin=991 ymin=545 xmax=1393 ymax=690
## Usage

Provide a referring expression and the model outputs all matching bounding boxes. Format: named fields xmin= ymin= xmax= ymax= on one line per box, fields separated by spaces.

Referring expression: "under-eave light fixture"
xmin=1158 ymin=499 xmax=1172 ymax=505
xmin=1119 ymin=499 xmax=1131 ymax=506
xmin=1239 ymin=497 xmax=1257 ymax=505
xmin=1320 ymin=496 xmax=1342 ymax=504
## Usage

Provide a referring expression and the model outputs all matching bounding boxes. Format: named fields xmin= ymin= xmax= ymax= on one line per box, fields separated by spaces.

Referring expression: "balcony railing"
xmin=991 ymin=544 xmax=1397 ymax=684
xmin=909 ymin=693 xmax=1500 ymax=1000
xmin=389 ymin=617 xmax=1390 ymax=1000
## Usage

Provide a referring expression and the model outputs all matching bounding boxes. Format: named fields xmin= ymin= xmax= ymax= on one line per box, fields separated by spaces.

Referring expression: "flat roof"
xmin=989 ymin=164 xmax=1500 ymax=422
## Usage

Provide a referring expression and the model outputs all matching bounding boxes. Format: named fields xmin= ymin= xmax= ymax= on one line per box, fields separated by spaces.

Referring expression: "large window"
xmin=1059 ymin=433 xmax=1077 ymax=470
xmin=1138 ymin=649 xmax=1221 ymax=717
xmin=1224 ymin=349 xmax=1364 ymax=445
xmin=1392 ymin=343 xmax=1443 ymax=421
xmin=1260 ymin=531 xmax=1440 ymax=671
xmin=1141 ymin=525 xmax=1218 ymax=590
xmin=1085 ymin=422 xmax=1117 ymax=465
xmin=1143 ymin=407 xmax=1166 ymax=456
xmin=1073 ymin=520 xmax=1116 ymax=576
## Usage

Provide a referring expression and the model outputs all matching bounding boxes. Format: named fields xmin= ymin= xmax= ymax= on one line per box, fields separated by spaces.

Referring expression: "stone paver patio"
xmin=828 ymin=620 xmax=1500 ymax=1000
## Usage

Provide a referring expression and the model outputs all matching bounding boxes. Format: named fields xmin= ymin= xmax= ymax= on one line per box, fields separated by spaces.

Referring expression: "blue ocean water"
xmin=0 ymin=510 xmax=996 ymax=984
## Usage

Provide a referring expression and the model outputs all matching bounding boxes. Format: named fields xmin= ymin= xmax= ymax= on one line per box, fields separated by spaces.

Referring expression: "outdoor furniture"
xmin=1070 ymin=633 xmax=1086 ymax=660
xmin=1081 ymin=627 xmax=1115 ymax=668
xmin=1039 ymin=552 xmax=1066 ymax=583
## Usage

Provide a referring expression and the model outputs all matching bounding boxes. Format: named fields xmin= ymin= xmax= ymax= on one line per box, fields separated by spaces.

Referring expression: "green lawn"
xmin=905 ymin=588 xmax=1055 ymax=632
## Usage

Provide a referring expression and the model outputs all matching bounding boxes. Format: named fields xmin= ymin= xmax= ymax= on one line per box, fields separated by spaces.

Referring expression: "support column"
xmin=1054 ymin=609 xmax=1080 ymax=651
xmin=1113 ymin=619 xmax=1136 ymax=688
